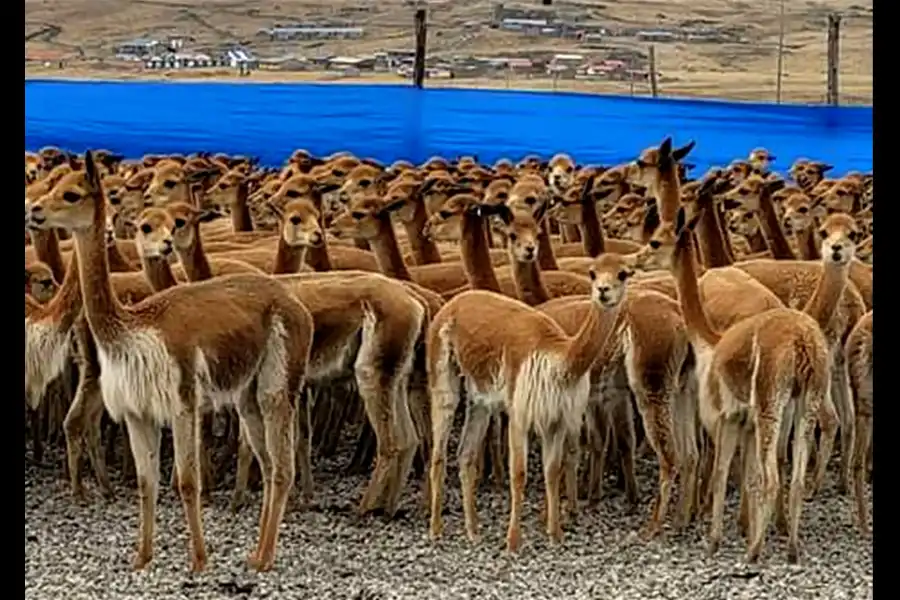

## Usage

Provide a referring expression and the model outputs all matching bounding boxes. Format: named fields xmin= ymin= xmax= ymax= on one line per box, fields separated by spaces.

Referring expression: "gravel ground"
xmin=25 ymin=429 xmax=873 ymax=600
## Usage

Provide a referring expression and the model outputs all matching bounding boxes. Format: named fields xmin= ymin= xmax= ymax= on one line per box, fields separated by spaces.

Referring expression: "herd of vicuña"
xmin=24 ymin=142 xmax=873 ymax=572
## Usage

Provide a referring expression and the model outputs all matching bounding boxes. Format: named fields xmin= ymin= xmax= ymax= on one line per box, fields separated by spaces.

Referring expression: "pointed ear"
xmin=658 ymin=137 xmax=673 ymax=159
xmin=674 ymin=205 xmax=687 ymax=235
xmin=698 ymin=175 xmax=721 ymax=199
xmin=478 ymin=202 xmax=513 ymax=224
xmin=763 ymin=179 xmax=786 ymax=195
xmin=84 ymin=150 xmax=102 ymax=189
xmin=815 ymin=162 xmax=834 ymax=174
xmin=722 ymin=197 xmax=743 ymax=211
xmin=379 ymin=197 xmax=407 ymax=215
xmin=196 ymin=209 xmax=221 ymax=223
xmin=419 ymin=177 xmax=440 ymax=196
xmin=672 ymin=140 xmax=696 ymax=162
xmin=642 ymin=202 xmax=660 ymax=238
xmin=185 ymin=168 xmax=218 ymax=184
xmin=579 ymin=175 xmax=597 ymax=204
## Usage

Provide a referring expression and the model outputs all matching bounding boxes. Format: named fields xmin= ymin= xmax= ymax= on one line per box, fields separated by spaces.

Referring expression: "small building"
xmin=260 ymin=26 xmax=364 ymax=41
xmin=116 ymin=38 xmax=160 ymax=59
xmin=144 ymin=52 xmax=216 ymax=70
xmin=636 ymin=30 xmax=678 ymax=42
xmin=223 ymin=48 xmax=258 ymax=70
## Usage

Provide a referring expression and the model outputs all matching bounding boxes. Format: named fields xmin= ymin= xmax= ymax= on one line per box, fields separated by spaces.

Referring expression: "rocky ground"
xmin=25 ymin=431 xmax=873 ymax=600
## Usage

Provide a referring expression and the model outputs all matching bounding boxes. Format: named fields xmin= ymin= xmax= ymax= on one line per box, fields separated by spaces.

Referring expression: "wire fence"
xmin=24 ymin=0 xmax=873 ymax=105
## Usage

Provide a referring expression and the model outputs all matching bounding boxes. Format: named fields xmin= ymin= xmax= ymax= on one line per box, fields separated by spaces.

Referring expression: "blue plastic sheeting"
xmin=25 ymin=80 xmax=872 ymax=176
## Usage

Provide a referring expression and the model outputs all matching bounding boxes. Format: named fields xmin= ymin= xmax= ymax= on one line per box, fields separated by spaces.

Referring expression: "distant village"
xmin=26 ymin=2 xmax=746 ymax=82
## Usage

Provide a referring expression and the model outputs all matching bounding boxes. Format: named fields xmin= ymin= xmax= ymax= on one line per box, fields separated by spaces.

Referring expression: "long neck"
xmin=72 ymin=195 xmax=126 ymax=343
xmin=511 ymin=257 xmax=551 ymax=306
xmin=717 ymin=205 xmax=737 ymax=262
xmin=563 ymin=300 xmax=624 ymax=381
xmin=140 ymin=254 xmax=179 ymax=292
xmin=44 ymin=237 xmax=84 ymax=327
xmin=31 ymin=228 xmax=67 ymax=283
xmin=537 ymin=221 xmax=558 ymax=270
xmin=673 ymin=234 xmax=721 ymax=347
xmin=796 ymin=225 xmax=821 ymax=260
xmin=370 ymin=216 xmax=412 ymax=281
xmin=107 ymin=241 xmax=134 ymax=273
xmin=272 ymin=236 xmax=308 ymax=275
xmin=460 ymin=211 xmax=501 ymax=292
xmin=404 ymin=201 xmax=443 ymax=265
xmin=232 ymin=183 xmax=254 ymax=232
xmin=757 ymin=193 xmax=796 ymax=259
xmin=580 ymin=199 xmax=605 ymax=257
xmin=803 ymin=262 xmax=849 ymax=330
xmin=656 ymin=174 xmax=682 ymax=224
xmin=695 ymin=203 xmax=734 ymax=268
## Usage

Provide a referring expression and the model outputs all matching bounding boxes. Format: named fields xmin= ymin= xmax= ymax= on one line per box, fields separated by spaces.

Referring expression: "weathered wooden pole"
xmin=413 ymin=8 xmax=427 ymax=89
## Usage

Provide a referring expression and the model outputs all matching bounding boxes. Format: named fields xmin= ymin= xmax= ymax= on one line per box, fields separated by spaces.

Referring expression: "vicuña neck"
xmin=460 ymin=211 xmax=501 ymax=292
xmin=404 ymin=200 xmax=442 ymax=265
xmin=43 ymin=234 xmax=83 ymax=325
xmin=232 ymin=183 xmax=254 ymax=232
xmin=796 ymin=225 xmax=821 ymax=261
xmin=31 ymin=228 xmax=67 ymax=283
xmin=673 ymin=232 xmax=721 ymax=348
xmin=757 ymin=192 xmax=796 ymax=259
xmin=179 ymin=229 xmax=215 ymax=281
xmin=511 ymin=258 xmax=550 ymax=306
xmin=370 ymin=216 xmax=412 ymax=281
xmin=141 ymin=254 xmax=179 ymax=292
xmin=695 ymin=202 xmax=734 ymax=268
xmin=72 ymin=194 xmax=126 ymax=345
xmin=563 ymin=299 xmax=625 ymax=381
xmin=656 ymin=173 xmax=682 ymax=224
xmin=580 ymin=198 xmax=605 ymax=257
xmin=537 ymin=221 xmax=558 ymax=271
xmin=803 ymin=261 xmax=849 ymax=330
xmin=272 ymin=236 xmax=308 ymax=275
xmin=107 ymin=241 xmax=134 ymax=272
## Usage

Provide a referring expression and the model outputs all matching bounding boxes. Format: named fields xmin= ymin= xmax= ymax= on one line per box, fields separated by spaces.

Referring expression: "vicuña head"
xmin=164 ymin=202 xmax=220 ymax=253
xmin=590 ymin=252 xmax=636 ymax=309
xmin=781 ymin=191 xmax=824 ymax=233
xmin=134 ymin=207 xmax=176 ymax=259
xmin=818 ymin=212 xmax=860 ymax=267
xmin=267 ymin=197 xmax=324 ymax=248
xmin=625 ymin=137 xmax=696 ymax=191
xmin=547 ymin=153 xmax=576 ymax=194
xmin=25 ymin=170 xmax=94 ymax=231
xmin=489 ymin=203 xmax=547 ymax=263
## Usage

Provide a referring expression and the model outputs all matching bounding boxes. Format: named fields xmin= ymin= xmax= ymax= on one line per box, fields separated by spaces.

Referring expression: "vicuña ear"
xmin=763 ymin=179 xmax=786 ymax=195
xmin=672 ymin=140 xmax=696 ymax=162
xmin=533 ymin=198 xmax=549 ymax=223
xmin=658 ymin=137 xmax=674 ymax=159
xmin=579 ymin=175 xmax=597 ymax=204
xmin=815 ymin=162 xmax=835 ymax=174
xmin=196 ymin=209 xmax=221 ymax=223
xmin=722 ymin=197 xmax=743 ymax=211
xmin=379 ymin=198 xmax=407 ymax=215
xmin=84 ymin=150 xmax=101 ymax=189
xmin=478 ymin=202 xmax=513 ymax=224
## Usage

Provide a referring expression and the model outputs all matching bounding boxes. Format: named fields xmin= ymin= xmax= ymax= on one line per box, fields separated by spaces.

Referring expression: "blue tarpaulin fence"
xmin=25 ymin=79 xmax=872 ymax=176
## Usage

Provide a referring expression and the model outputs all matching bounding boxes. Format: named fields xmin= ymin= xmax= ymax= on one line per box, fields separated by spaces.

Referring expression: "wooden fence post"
xmin=826 ymin=13 xmax=841 ymax=105
xmin=775 ymin=0 xmax=786 ymax=103
xmin=648 ymin=44 xmax=658 ymax=98
xmin=413 ymin=9 xmax=427 ymax=89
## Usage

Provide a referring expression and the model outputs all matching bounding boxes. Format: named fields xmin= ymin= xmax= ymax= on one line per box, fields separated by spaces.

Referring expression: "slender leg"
xmin=506 ymin=417 xmax=529 ymax=553
xmin=541 ymin=427 xmax=567 ymax=544
xmin=457 ymin=403 xmax=493 ymax=543
xmin=123 ymin=415 xmax=162 ymax=571
xmin=170 ymin=399 xmax=207 ymax=573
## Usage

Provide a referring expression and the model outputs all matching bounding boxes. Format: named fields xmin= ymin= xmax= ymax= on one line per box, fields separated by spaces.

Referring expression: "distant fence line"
xmin=24 ymin=80 xmax=873 ymax=175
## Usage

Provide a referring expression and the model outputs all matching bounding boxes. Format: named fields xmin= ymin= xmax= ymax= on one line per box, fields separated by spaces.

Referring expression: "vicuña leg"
xmin=123 ymin=415 xmax=161 ymax=570
xmin=457 ymin=402 xmax=493 ymax=542
xmin=171 ymin=387 xmax=207 ymax=573
xmin=506 ymin=416 xmax=529 ymax=553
